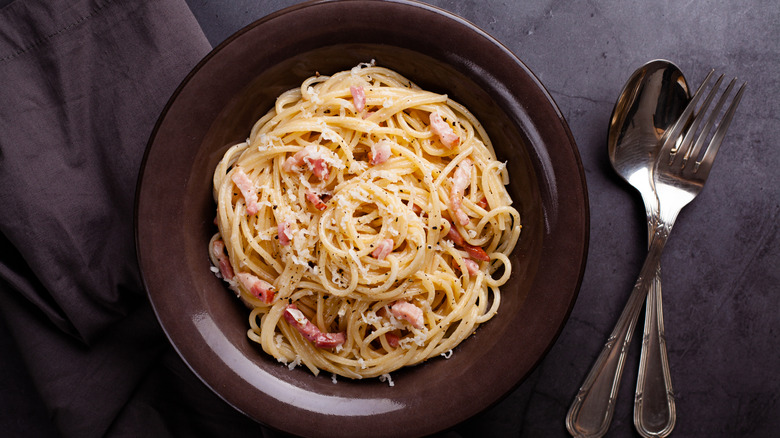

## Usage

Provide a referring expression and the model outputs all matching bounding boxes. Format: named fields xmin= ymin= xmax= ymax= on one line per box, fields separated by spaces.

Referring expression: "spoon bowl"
xmin=609 ymin=60 xmax=690 ymax=194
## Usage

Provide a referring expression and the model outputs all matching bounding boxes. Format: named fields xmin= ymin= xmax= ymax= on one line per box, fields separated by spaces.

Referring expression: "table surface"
xmin=183 ymin=1 xmax=779 ymax=437
xmin=1 ymin=1 xmax=774 ymax=437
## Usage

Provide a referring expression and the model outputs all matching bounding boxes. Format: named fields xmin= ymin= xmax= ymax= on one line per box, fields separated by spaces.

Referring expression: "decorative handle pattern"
xmin=566 ymin=226 xmax=672 ymax=438
xmin=635 ymin=273 xmax=676 ymax=437
xmin=633 ymin=207 xmax=676 ymax=437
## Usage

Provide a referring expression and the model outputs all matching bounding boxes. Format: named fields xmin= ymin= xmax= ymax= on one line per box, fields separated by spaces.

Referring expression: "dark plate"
xmin=135 ymin=1 xmax=588 ymax=437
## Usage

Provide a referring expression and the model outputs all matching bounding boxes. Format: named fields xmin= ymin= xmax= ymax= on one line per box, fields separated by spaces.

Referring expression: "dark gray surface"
xmin=184 ymin=0 xmax=779 ymax=436
xmin=0 ymin=1 xmax=774 ymax=437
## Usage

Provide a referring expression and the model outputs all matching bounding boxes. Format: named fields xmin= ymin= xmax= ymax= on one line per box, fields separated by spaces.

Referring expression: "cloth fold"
xmin=0 ymin=0 xmax=268 ymax=436
xmin=0 ymin=0 xmax=210 ymax=344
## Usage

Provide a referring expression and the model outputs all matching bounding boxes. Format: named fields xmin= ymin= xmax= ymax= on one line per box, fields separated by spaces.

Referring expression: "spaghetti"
xmin=209 ymin=62 xmax=521 ymax=379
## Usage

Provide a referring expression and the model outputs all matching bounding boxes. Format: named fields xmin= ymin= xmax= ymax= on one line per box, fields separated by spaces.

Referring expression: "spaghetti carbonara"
xmin=208 ymin=62 xmax=521 ymax=379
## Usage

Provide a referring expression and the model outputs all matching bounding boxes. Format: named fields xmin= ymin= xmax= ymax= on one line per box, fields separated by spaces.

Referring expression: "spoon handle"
xmin=635 ymin=263 xmax=676 ymax=436
xmin=566 ymin=225 xmax=672 ymax=438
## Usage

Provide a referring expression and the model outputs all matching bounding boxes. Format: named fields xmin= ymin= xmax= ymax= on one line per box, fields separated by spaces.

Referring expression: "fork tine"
xmin=662 ymin=69 xmax=715 ymax=163
xmin=686 ymin=77 xmax=737 ymax=166
xmin=681 ymin=74 xmax=726 ymax=167
xmin=694 ymin=80 xmax=746 ymax=174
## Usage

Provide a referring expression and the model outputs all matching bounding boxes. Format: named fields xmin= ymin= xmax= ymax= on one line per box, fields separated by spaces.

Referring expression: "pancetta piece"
xmin=389 ymin=300 xmax=424 ymax=329
xmin=282 ymin=145 xmax=330 ymax=181
xmin=283 ymin=304 xmax=346 ymax=349
xmin=278 ymin=221 xmax=293 ymax=246
xmin=446 ymin=220 xmax=490 ymax=262
xmin=369 ymin=139 xmax=392 ymax=165
xmin=231 ymin=169 xmax=260 ymax=215
xmin=449 ymin=158 xmax=472 ymax=226
xmin=235 ymin=271 xmax=274 ymax=304
xmin=429 ymin=111 xmax=460 ymax=149
xmin=211 ymin=239 xmax=234 ymax=280
xmin=305 ymin=190 xmax=328 ymax=211
xmin=350 ymin=85 xmax=366 ymax=112
xmin=371 ymin=238 xmax=394 ymax=260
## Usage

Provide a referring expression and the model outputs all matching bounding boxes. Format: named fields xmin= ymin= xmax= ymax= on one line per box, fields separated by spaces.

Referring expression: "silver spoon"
xmin=566 ymin=60 xmax=690 ymax=437
xmin=610 ymin=60 xmax=689 ymax=438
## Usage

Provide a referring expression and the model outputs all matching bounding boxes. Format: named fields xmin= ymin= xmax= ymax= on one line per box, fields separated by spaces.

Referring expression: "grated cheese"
xmin=360 ymin=310 xmax=382 ymax=326
xmin=306 ymin=86 xmax=323 ymax=104
xmin=287 ymin=356 xmax=302 ymax=370
xmin=350 ymin=59 xmax=375 ymax=76
xmin=285 ymin=308 xmax=308 ymax=326
xmin=379 ymin=373 xmax=394 ymax=387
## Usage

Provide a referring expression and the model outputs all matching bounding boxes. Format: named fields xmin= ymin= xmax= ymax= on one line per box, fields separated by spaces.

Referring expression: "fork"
xmin=566 ymin=71 xmax=746 ymax=438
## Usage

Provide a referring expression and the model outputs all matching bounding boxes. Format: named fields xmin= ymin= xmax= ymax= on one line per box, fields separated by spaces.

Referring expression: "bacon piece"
xmin=451 ymin=258 xmax=480 ymax=276
xmin=305 ymin=154 xmax=330 ymax=181
xmin=390 ymin=300 xmax=424 ymax=329
xmin=235 ymin=272 xmax=274 ymax=304
xmin=371 ymin=238 xmax=394 ymax=260
xmin=231 ymin=169 xmax=260 ymax=215
xmin=212 ymin=239 xmax=234 ymax=280
xmin=282 ymin=145 xmax=330 ymax=181
xmin=477 ymin=196 xmax=489 ymax=209
xmin=463 ymin=259 xmax=480 ymax=276
xmin=278 ymin=221 xmax=293 ymax=246
xmin=446 ymin=220 xmax=490 ymax=262
xmin=369 ymin=139 xmax=392 ymax=165
xmin=408 ymin=201 xmax=422 ymax=216
xmin=305 ymin=190 xmax=328 ymax=211
xmin=446 ymin=222 xmax=466 ymax=246
xmin=449 ymin=158 xmax=472 ymax=226
xmin=282 ymin=149 xmax=305 ymax=173
xmin=385 ymin=331 xmax=400 ymax=348
xmin=375 ymin=309 xmax=402 ymax=347
xmin=429 ymin=111 xmax=460 ymax=149
xmin=283 ymin=304 xmax=346 ymax=349
xmin=463 ymin=245 xmax=490 ymax=262
xmin=350 ymin=85 xmax=366 ymax=112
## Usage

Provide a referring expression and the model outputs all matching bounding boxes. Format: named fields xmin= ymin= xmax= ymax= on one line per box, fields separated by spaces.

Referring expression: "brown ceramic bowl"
xmin=136 ymin=1 xmax=588 ymax=436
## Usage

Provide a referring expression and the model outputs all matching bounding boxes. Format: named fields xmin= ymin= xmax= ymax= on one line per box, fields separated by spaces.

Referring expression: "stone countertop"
xmin=184 ymin=1 xmax=779 ymax=437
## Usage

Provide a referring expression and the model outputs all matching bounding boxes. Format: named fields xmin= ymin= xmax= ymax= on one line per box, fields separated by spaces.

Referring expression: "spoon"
xmin=566 ymin=60 xmax=690 ymax=437
xmin=610 ymin=60 xmax=689 ymax=438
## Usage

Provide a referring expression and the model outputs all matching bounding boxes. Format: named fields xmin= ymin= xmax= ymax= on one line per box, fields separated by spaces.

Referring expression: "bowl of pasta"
xmin=136 ymin=1 xmax=588 ymax=437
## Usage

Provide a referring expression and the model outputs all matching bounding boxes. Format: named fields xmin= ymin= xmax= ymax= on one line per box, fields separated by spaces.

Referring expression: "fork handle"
xmin=566 ymin=226 xmax=671 ymax=438
xmin=635 ymin=271 xmax=676 ymax=437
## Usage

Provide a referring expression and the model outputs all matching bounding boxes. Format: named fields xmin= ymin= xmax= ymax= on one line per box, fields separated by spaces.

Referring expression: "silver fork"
xmin=566 ymin=71 xmax=746 ymax=438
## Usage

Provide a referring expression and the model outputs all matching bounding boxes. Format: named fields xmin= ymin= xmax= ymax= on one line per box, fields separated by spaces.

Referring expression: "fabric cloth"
xmin=0 ymin=1 xmax=272 ymax=436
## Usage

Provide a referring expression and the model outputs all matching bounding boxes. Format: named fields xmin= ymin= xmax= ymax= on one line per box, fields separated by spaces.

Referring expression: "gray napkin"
xmin=0 ymin=1 xmax=272 ymax=436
